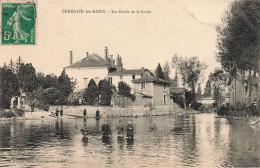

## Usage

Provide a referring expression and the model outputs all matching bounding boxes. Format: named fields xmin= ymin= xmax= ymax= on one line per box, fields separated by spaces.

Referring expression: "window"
xmin=164 ymin=95 xmax=166 ymax=104
xmin=83 ymin=78 xmax=88 ymax=87
xmin=132 ymin=75 xmax=135 ymax=79
xmin=141 ymin=83 xmax=145 ymax=90
xmin=108 ymin=77 xmax=112 ymax=85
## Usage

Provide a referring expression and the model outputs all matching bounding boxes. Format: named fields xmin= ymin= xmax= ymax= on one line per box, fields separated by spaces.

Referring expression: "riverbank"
xmin=50 ymin=104 xmax=199 ymax=118
xmin=1 ymin=104 xmax=199 ymax=120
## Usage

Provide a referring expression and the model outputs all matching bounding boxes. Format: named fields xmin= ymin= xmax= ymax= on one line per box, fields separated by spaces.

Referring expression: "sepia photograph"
xmin=0 ymin=0 xmax=259 ymax=167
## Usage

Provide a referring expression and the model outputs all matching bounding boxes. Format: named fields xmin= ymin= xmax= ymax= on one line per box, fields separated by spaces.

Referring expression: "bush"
xmin=0 ymin=110 xmax=15 ymax=118
xmin=191 ymin=102 xmax=203 ymax=111
xmin=38 ymin=103 xmax=50 ymax=111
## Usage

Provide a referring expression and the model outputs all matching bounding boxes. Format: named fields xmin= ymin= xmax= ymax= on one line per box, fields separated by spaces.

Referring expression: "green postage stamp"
xmin=1 ymin=3 xmax=36 ymax=45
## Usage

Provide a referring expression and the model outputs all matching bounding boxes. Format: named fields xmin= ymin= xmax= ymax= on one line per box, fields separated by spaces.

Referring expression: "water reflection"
xmin=0 ymin=114 xmax=259 ymax=167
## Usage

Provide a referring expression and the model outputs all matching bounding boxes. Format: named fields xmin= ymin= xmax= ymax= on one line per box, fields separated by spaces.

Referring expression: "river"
xmin=0 ymin=113 xmax=259 ymax=167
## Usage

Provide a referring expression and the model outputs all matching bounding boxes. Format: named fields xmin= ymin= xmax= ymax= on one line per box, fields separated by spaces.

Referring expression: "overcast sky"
xmin=0 ymin=0 xmax=233 ymax=87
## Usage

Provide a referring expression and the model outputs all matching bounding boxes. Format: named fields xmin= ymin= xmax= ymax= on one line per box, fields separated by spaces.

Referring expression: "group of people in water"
xmin=81 ymin=119 xmax=135 ymax=142
xmin=101 ymin=120 xmax=134 ymax=138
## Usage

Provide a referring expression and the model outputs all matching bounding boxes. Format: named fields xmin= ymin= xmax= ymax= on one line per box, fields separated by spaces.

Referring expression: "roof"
xmin=170 ymin=88 xmax=186 ymax=94
xmin=108 ymin=69 xmax=144 ymax=76
xmin=132 ymin=76 xmax=171 ymax=85
xmin=64 ymin=53 xmax=108 ymax=68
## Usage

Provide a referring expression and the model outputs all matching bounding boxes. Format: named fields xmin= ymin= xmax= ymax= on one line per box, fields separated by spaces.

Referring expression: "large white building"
xmin=64 ymin=47 xmax=153 ymax=92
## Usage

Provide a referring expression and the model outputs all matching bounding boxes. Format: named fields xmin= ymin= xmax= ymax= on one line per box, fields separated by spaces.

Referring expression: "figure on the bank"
xmin=96 ymin=109 xmax=100 ymax=119
xmin=31 ymin=102 xmax=34 ymax=112
xmin=56 ymin=108 xmax=59 ymax=117
xmin=83 ymin=108 xmax=87 ymax=118
xmin=126 ymin=120 xmax=134 ymax=139
xmin=117 ymin=121 xmax=124 ymax=137
xmin=102 ymin=121 xmax=110 ymax=137
xmin=60 ymin=106 xmax=63 ymax=117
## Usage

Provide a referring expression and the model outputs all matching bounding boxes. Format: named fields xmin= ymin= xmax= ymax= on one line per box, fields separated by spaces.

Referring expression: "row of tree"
xmin=0 ymin=57 xmax=75 ymax=109
xmin=83 ymin=80 xmax=134 ymax=105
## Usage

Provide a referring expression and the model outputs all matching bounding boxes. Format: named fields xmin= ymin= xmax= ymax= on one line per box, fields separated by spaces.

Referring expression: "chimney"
xmin=86 ymin=52 xmax=89 ymax=58
xmin=104 ymin=46 xmax=108 ymax=59
xmin=70 ymin=51 xmax=73 ymax=65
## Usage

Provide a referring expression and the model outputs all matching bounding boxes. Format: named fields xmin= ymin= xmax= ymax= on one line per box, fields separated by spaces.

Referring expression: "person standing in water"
xmin=117 ymin=121 xmax=124 ymax=137
xmin=83 ymin=108 xmax=87 ymax=118
xmin=126 ymin=120 xmax=134 ymax=138
xmin=60 ymin=106 xmax=63 ymax=117
xmin=102 ymin=121 xmax=110 ymax=137
xmin=56 ymin=108 xmax=59 ymax=117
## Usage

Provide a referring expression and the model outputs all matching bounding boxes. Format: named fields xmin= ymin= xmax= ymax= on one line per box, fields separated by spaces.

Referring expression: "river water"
xmin=0 ymin=113 xmax=259 ymax=168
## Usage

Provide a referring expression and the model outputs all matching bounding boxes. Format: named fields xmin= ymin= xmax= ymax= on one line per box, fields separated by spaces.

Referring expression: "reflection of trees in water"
xmin=226 ymin=120 xmax=260 ymax=167
xmin=0 ymin=119 xmax=75 ymax=150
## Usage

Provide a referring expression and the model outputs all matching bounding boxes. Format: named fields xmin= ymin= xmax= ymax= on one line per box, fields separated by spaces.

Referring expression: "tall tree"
xmin=171 ymin=55 xmax=207 ymax=101
xmin=216 ymin=0 xmax=260 ymax=109
xmin=209 ymin=68 xmax=228 ymax=105
xmin=216 ymin=0 xmax=260 ymax=73
xmin=1 ymin=68 xmax=19 ymax=108
xmin=163 ymin=61 xmax=171 ymax=80
xmin=57 ymin=70 xmax=74 ymax=99
xmin=18 ymin=63 xmax=37 ymax=93
xmin=98 ymin=79 xmax=115 ymax=105
xmin=155 ymin=63 xmax=165 ymax=79
xmin=83 ymin=79 xmax=98 ymax=105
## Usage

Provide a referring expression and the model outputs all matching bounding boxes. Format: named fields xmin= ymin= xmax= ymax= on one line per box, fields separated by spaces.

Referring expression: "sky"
xmin=0 ymin=0 xmax=233 ymax=89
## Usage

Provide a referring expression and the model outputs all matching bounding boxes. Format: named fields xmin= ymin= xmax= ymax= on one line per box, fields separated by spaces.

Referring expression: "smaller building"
xmin=132 ymin=77 xmax=172 ymax=107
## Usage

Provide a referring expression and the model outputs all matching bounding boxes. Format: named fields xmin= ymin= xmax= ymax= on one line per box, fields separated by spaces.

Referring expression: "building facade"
xmin=132 ymin=77 xmax=172 ymax=107
xmin=64 ymin=47 xmax=153 ymax=92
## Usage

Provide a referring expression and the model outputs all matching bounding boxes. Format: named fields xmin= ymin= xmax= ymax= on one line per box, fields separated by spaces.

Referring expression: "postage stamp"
xmin=1 ymin=3 xmax=36 ymax=45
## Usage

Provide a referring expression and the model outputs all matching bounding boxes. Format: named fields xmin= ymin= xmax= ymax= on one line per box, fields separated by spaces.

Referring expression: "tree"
xmin=1 ymin=68 xmax=19 ymax=108
xmin=57 ymin=70 xmax=74 ymax=100
xmin=171 ymin=55 xmax=207 ymax=101
xmin=98 ymin=79 xmax=116 ymax=105
xmin=118 ymin=81 xmax=135 ymax=101
xmin=18 ymin=63 xmax=37 ymax=94
xmin=216 ymin=0 xmax=260 ymax=73
xmin=163 ymin=62 xmax=171 ymax=80
xmin=83 ymin=79 xmax=98 ymax=105
xmin=217 ymin=0 xmax=260 ymax=110
xmin=209 ymin=68 xmax=228 ymax=105
xmin=41 ymin=74 xmax=59 ymax=89
xmin=155 ymin=63 xmax=165 ymax=79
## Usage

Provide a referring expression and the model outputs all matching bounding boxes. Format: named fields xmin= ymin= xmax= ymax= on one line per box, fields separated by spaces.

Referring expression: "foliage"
xmin=209 ymin=68 xmax=228 ymax=104
xmin=203 ymin=80 xmax=212 ymax=97
xmin=83 ymin=79 xmax=98 ymax=105
xmin=163 ymin=62 xmax=171 ymax=80
xmin=171 ymin=93 xmax=185 ymax=108
xmin=17 ymin=63 xmax=37 ymax=94
xmin=57 ymin=70 xmax=74 ymax=103
xmin=216 ymin=0 xmax=260 ymax=73
xmin=98 ymin=79 xmax=116 ymax=105
xmin=155 ymin=63 xmax=165 ymax=79
xmin=172 ymin=55 xmax=207 ymax=100
xmin=118 ymin=81 xmax=135 ymax=101
xmin=1 ymin=68 xmax=19 ymax=109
